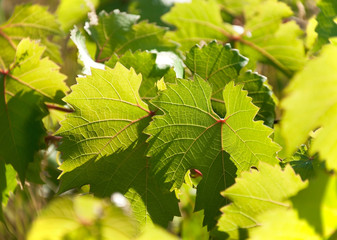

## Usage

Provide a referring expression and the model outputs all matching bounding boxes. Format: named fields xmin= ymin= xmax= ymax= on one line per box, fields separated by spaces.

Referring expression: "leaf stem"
xmin=45 ymin=103 xmax=74 ymax=113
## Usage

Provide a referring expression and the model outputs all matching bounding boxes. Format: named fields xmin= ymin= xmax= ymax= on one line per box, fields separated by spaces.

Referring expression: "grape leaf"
xmin=106 ymin=50 xmax=177 ymax=99
xmin=185 ymin=41 xmax=275 ymax=126
xmin=217 ymin=162 xmax=307 ymax=239
xmin=313 ymin=0 xmax=337 ymax=51
xmin=57 ymin=64 xmax=179 ymax=226
xmin=57 ymin=63 xmax=152 ymax=172
xmin=5 ymin=39 xmax=68 ymax=105
xmin=291 ymin=171 xmax=337 ymax=237
xmin=161 ymin=0 xmax=230 ymax=51
xmin=0 ymin=74 xmax=47 ymax=182
xmin=281 ymin=45 xmax=337 ymax=172
xmin=87 ymin=10 xmax=177 ymax=62
xmin=249 ymin=208 xmax=320 ymax=240
xmin=0 ymin=4 xmax=62 ymax=69
xmin=145 ymin=78 xmax=280 ymax=227
xmin=57 ymin=0 xmax=99 ymax=32
xmin=27 ymin=195 xmax=138 ymax=240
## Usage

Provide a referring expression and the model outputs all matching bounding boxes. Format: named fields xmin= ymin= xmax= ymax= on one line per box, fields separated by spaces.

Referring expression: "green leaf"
xmin=145 ymin=78 xmax=280 ymax=227
xmin=137 ymin=225 xmax=179 ymax=240
xmin=185 ymin=41 xmax=275 ymax=126
xmin=0 ymin=4 xmax=62 ymax=69
xmin=249 ymin=208 xmax=320 ymax=240
xmin=57 ymin=0 xmax=99 ymax=32
xmin=5 ymin=39 xmax=68 ymax=104
xmin=0 ymin=161 xmax=17 ymax=221
xmin=238 ymin=1 xmax=305 ymax=75
xmin=106 ymin=50 xmax=177 ymax=99
xmin=0 ymin=72 xmax=47 ymax=182
xmin=57 ymin=64 xmax=179 ymax=226
xmin=291 ymin=171 xmax=337 ymax=237
xmin=59 ymin=134 xmax=179 ymax=227
xmin=57 ymin=63 xmax=152 ymax=172
xmin=87 ymin=10 xmax=176 ymax=62
xmin=27 ymin=195 xmax=138 ymax=240
xmin=281 ymin=44 xmax=337 ymax=172
xmin=313 ymin=0 xmax=337 ymax=51
xmin=217 ymin=162 xmax=307 ymax=239
xmin=162 ymin=0 xmax=229 ymax=51
xmin=163 ymin=0 xmax=306 ymax=76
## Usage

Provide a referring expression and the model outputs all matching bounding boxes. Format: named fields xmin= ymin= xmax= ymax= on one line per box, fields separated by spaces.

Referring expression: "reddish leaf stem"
xmin=45 ymin=103 xmax=74 ymax=113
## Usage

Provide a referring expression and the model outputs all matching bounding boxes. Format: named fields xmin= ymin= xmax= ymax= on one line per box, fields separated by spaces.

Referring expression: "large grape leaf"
xmin=57 ymin=63 xmax=179 ymax=227
xmin=145 ymin=78 xmax=280 ymax=227
xmin=185 ymin=41 xmax=275 ymax=126
xmin=313 ymin=0 xmax=337 ymax=51
xmin=5 ymin=39 xmax=68 ymax=104
xmin=163 ymin=0 xmax=306 ymax=76
xmin=291 ymin=171 xmax=337 ymax=238
xmin=217 ymin=162 xmax=307 ymax=239
xmin=106 ymin=50 xmax=177 ymax=99
xmin=86 ymin=10 xmax=177 ymax=62
xmin=281 ymin=44 xmax=337 ymax=172
xmin=0 ymin=4 xmax=62 ymax=69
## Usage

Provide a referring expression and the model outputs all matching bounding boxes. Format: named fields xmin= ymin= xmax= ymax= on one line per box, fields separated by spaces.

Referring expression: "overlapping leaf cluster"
xmin=1 ymin=0 xmax=337 ymax=239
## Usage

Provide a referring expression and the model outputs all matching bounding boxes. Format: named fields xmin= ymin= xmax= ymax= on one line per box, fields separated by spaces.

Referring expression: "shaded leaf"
xmin=87 ymin=10 xmax=176 ymax=62
xmin=145 ymin=78 xmax=280 ymax=227
xmin=59 ymin=134 xmax=179 ymax=227
xmin=0 ymin=72 xmax=47 ymax=182
xmin=314 ymin=0 xmax=337 ymax=51
xmin=217 ymin=162 xmax=307 ymax=239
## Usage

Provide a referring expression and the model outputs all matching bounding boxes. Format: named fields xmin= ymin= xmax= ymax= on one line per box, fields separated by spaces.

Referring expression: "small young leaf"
xmin=0 ymin=4 xmax=62 ymax=69
xmin=218 ymin=163 xmax=307 ymax=239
